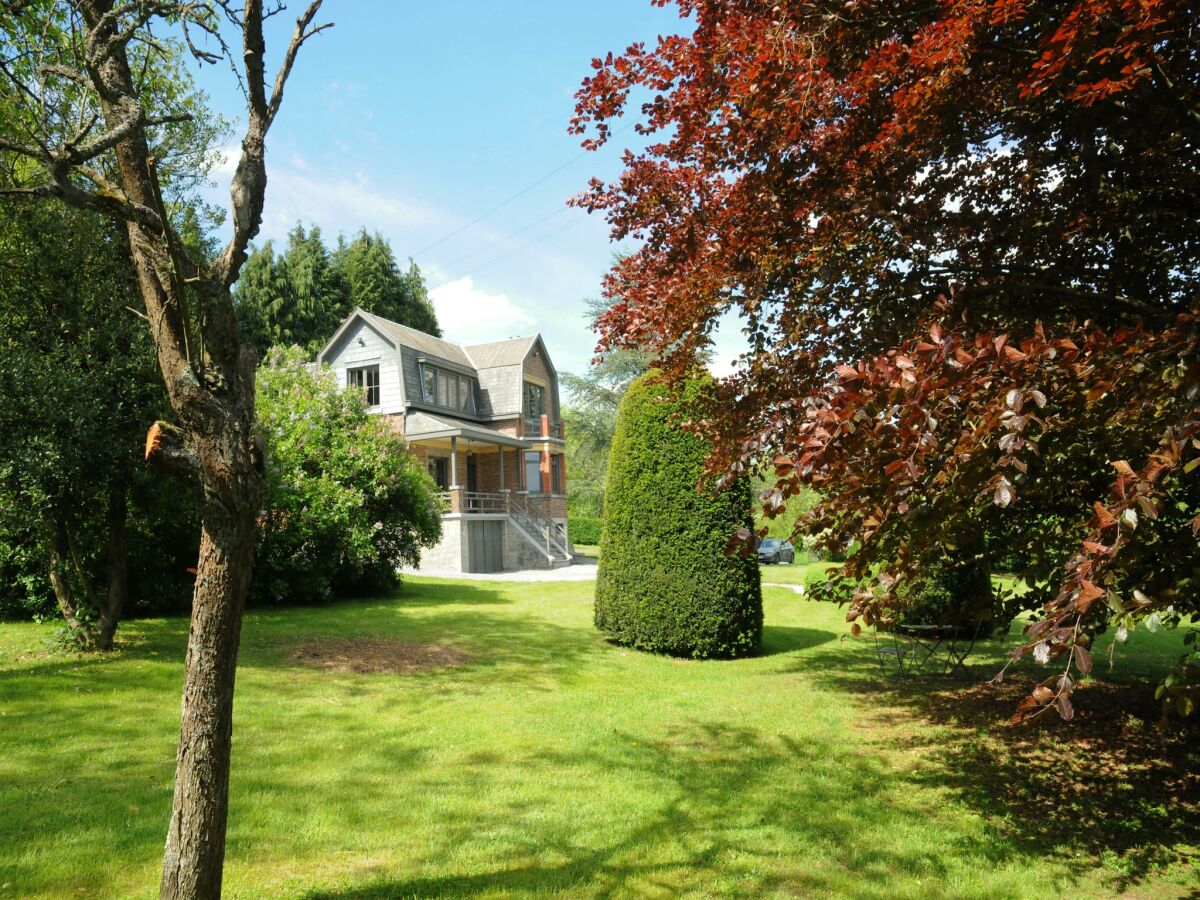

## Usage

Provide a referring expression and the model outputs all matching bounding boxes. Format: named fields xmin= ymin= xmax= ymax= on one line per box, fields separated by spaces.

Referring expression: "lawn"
xmin=1 ymin=579 xmax=1196 ymax=899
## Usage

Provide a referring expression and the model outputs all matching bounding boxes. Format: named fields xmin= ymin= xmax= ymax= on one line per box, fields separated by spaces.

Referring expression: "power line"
xmin=456 ymin=215 xmax=590 ymax=281
xmin=438 ymin=204 xmax=573 ymax=270
xmin=412 ymin=122 xmax=634 ymax=260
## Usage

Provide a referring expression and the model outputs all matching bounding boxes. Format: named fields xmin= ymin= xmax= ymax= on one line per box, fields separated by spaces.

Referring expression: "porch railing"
xmin=460 ymin=491 xmax=507 ymax=513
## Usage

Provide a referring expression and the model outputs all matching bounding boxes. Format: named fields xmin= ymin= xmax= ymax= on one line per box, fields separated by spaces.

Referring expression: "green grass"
xmin=1 ymin=580 xmax=1196 ymax=898
xmin=757 ymin=559 xmax=836 ymax=586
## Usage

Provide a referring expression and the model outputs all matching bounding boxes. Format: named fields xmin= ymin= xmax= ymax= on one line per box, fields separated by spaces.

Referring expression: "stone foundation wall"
xmin=421 ymin=516 xmax=464 ymax=570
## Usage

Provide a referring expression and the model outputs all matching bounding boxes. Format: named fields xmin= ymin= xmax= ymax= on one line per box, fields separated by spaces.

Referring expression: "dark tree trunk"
xmin=158 ymin=488 xmax=259 ymax=898
xmin=95 ymin=481 xmax=129 ymax=651
xmin=47 ymin=516 xmax=87 ymax=640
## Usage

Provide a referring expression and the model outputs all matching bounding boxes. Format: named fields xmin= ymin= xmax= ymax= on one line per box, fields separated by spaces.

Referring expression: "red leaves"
xmin=1073 ymin=643 xmax=1094 ymax=675
xmin=1093 ymin=502 xmax=1118 ymax=529
xmin=575 ymin=0 xmax=1200 ymax=729
xmin=1075 ymin=580 xmax=1105 ymax=613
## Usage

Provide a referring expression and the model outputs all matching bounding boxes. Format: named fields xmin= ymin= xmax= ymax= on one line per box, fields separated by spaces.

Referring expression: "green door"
xmin=467 ymin=521 xmax=503 ymax=573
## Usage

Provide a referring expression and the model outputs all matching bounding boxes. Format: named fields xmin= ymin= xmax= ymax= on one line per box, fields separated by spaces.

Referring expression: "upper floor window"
xmin=420 ymin=363 xmax=476 ymax=415
xmin=348 ymin=365 xmax=380 ymax=407
xmin=523 ymin=382 xmax=545 ymax=421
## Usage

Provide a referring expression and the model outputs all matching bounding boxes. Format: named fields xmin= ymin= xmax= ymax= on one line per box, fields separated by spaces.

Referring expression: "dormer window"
xmin=419 ymin=363 xmax=476 ymax=415
xmin=347 ymin=365 xmax=380 ymax=407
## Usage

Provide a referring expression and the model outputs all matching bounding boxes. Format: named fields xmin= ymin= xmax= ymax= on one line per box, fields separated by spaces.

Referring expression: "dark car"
xmin=757 ymin=538 xmax=795 ymax=564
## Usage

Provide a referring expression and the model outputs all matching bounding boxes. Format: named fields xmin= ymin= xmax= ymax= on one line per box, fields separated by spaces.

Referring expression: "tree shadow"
xmin=296 ymin=720 xmax=1010 ymax=899
xmin=758 ymin=624 xmax=837 ymax=656
xmin=795 ymin=633 xmax=1200 ymax=891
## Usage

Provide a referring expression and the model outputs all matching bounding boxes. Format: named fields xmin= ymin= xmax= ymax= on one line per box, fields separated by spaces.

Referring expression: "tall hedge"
xmin=595 ymin=372 xmax=762 ymax=658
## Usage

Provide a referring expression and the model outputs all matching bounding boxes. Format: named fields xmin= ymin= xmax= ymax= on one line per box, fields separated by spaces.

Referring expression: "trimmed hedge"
xmin=595 ymin=372 xmax=762 ymax=658
xmin=569 ymin=516 xmax=603 ymax=546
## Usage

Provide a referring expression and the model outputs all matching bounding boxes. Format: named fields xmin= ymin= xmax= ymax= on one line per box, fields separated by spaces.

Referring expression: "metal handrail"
xmin=508 ymin=493 xmax=570 ymax=559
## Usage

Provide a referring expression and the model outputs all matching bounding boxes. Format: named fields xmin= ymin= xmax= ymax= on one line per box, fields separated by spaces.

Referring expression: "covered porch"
xmin=404 ymin=411 xmax=534 ymax=515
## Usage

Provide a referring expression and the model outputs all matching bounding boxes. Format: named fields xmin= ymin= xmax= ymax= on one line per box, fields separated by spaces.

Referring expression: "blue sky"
xmin=196 ymin=1 xmax=735 ymax=378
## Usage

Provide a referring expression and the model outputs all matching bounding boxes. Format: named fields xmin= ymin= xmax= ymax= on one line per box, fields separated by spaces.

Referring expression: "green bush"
xmin=595 ymin=372 xmax=762 ymax=658
xmin=252 ymin=348 xmax=443 ymax=605
xmin=569 ymin=516 xmax=603 ymax=546
xmin=898 ymin=561 xmax=1009 ymax=636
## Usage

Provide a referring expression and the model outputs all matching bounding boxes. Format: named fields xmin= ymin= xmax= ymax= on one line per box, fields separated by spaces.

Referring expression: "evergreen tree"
xmin=235 ymin=225 xmax=440 ymax=353
xmin=235 ymin=224 xmax=351 ymax=354
xmin=595 ymin=372 xmax=762 ymax=659
xmin=335 ymin=229 xmax=441 ymax=335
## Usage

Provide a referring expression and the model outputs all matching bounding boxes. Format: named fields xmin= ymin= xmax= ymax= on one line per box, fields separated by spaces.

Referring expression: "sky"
xmin=194 ymin=1 xmax=741 ymax=379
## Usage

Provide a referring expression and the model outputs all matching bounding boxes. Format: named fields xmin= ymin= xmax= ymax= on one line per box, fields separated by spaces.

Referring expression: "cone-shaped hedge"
xmin=595 ymin=372 xmax=762 ymax=658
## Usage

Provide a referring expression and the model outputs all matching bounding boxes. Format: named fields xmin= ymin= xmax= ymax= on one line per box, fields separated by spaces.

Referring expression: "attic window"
xmin=419 ymin=363 xmax=476 ymax=415
xmin=348 ymin=365 xmax=380 ymax=407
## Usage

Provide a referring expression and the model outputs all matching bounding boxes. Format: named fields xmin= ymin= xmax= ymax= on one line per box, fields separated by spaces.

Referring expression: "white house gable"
xmin=320 ymin=316 xmax=404 ymax=414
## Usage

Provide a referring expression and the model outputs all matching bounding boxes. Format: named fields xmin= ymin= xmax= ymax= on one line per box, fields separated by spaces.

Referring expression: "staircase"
xmin=507 ymin=493 xmax=572 ymax=567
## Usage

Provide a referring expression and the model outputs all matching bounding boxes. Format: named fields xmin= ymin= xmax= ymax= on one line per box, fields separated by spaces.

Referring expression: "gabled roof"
xmin=463 ymin=336 xmax=537 ymax=370
xmin=356 ymin=309 xmax=475 ymax=369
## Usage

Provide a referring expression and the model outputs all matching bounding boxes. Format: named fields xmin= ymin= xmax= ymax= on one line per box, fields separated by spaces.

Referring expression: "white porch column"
xmin=450 ymin=436 xmax=459 ymax=488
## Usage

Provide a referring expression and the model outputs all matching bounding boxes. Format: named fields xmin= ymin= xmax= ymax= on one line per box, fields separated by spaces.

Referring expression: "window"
xmin=523 ymin=382 xmax=545 ymax=421
xmin=427 ymin=457 xmax=449 ymax=490
xmin=419 ymin=363 xmax=477 ymax=415
xmin=551 ymin=454 xmax=564 ymax=494
xmin=347 ymin=365 xmax=380 ymax=407
xmin=524 ymin=451 xmax=542 ymax=493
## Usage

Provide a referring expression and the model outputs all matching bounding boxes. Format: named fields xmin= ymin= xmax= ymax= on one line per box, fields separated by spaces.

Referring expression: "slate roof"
xmin=357 ymin=309 xmax=476 ymax=369
xmin=464 ymin=336 xmax=537 ymax=370
xmin=404 ymin=411 xmax=530 ymax=448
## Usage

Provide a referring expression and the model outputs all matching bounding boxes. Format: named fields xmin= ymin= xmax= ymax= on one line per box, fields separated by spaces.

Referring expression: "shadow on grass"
xmin=796 ymin=631 xmax=1200 ymax=891
xmin=297 ymin=720 xmax=1007 ymax=899
xmin=758 ymin=624 xmax=836 ymax=656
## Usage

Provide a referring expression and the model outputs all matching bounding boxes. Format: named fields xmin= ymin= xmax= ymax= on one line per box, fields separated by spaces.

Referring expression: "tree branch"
xmin=143 ymin=420 xmax=198 ymax=479
xmin=265 ymin=1 xmax=329 ymax=126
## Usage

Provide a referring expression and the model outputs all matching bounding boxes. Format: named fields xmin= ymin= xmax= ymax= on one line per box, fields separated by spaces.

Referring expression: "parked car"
xmin=757 ymin=538 xmax=795 ymax=564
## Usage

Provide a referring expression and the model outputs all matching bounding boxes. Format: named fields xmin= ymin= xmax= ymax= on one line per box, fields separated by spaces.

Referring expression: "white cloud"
xmin=206 ymin=144 xmax=446 ymax=246
xmin=430 ymin=276 xmax=538 ymax=345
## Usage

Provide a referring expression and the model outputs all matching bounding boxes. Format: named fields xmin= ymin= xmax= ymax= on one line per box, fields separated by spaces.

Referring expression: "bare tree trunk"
xmin=95 ymin=481 xmax=129 ymax=651
xmin=159 ymin=492 xmax=258 ymax=898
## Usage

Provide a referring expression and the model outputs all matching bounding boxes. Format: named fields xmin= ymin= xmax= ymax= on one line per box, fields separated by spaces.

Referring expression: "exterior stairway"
xmin=506 ymin=493 xmax=573 ymax=567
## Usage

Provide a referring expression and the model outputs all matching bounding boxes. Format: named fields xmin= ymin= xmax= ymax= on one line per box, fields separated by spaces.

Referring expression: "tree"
xmin=234 ymin=222 xmax=351 ymax=353
xmin=253 ymin=347 xmax=443 ymax=604
xmin=596 ymin=371 xmax=762 ymax=658
xmin=563 ymin=357 xmax=652 ymax=521
xmin=572 ymin=1 xmax=1199 ymax=719
xmin=335 ymin=228 xmax=441 ymax=335
xmin=235 ymin=225 xmax=441 ymax=353
xmin=0 ymin=2 xmax=330 ymax=894
xmin=0 ymin=201 xmax=167 ymax=648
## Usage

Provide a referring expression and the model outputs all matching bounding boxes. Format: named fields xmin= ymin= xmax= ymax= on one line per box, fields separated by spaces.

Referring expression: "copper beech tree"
xmin=0 ymin=1 xmax=329 ymax=896
xmin=572 ymin=0 xmax=1199 ymax=721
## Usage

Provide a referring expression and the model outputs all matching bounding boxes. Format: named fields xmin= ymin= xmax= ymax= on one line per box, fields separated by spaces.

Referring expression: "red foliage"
xmin=573 ymin=0 xmax=1200 ymax=721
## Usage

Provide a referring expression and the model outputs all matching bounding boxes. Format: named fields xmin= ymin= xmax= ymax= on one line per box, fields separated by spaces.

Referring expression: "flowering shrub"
xmin=252 ymin=348 xmax=442 ymax=605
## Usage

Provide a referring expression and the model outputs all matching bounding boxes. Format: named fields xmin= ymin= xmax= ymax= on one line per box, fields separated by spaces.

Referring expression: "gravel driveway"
xmin=402 ymin=555 xmax=599 ymax=582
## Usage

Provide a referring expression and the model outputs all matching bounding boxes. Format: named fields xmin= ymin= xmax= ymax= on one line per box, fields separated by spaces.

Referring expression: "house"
xmin=315 ymin=308 xmax=571 ymax=573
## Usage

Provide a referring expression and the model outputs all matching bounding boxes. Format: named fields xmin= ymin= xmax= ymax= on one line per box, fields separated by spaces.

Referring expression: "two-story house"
xmin=315 ymin=308 xmax=571 ymax=573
